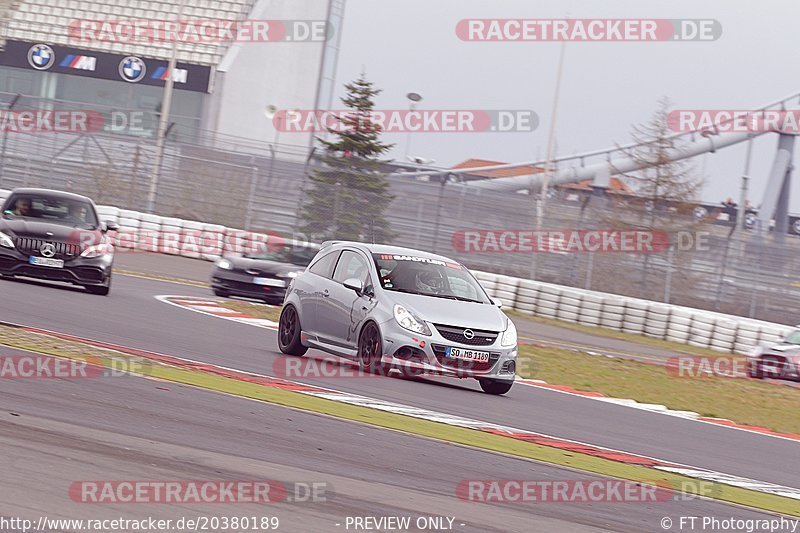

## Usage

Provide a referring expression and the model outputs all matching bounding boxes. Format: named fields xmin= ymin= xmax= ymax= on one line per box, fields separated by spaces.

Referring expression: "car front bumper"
xmin=0 ymin=247 xmax=112 ymax=285
xmin=211 ymin=268 xmax=289 ymax=302
xmin=379 ymin=318 xmax=517 ymax=381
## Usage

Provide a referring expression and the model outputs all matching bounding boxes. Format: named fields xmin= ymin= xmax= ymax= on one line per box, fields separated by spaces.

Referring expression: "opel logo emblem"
xmin=463 ymin=329 xmax=475 ymax=340
xmin=40 ymin=243 xmax=56 ymax=258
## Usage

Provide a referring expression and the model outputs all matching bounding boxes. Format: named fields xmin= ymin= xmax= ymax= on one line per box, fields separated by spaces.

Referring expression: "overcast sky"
xmin=332 ymin=0 xmax=800 ymax=210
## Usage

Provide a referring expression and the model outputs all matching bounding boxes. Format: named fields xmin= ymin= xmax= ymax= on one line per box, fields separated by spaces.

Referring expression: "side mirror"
xmin=343 ymin=278 xmax=364 ymax=295
xmin=103 ymin=221 xmax=120 ymax=233
xmin=491 ymin=297 xmax=503 ymax=308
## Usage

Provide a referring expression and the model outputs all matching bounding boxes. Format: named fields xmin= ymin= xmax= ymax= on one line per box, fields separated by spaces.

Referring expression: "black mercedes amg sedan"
xmin=0 ymin=188 xmax=118 ymax=295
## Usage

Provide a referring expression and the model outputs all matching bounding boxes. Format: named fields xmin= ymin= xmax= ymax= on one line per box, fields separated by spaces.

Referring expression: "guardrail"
xmin=0 ymin=189 xmax=790 ymax=354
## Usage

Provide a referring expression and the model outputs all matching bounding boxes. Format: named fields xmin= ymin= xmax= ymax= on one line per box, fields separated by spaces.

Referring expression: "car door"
xmin=317 ymin=249 xmax=375 ymax=350
xmin=296 ymin=250 xmax=340 ymax=336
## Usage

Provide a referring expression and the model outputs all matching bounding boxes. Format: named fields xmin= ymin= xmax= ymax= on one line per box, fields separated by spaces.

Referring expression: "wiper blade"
xmin=450 ymin=296 xmax=484 ymax=303
xmin=386 ymin=287 xmax=423 ymax=295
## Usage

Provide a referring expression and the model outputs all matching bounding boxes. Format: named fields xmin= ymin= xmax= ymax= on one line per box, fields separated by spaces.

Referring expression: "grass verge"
xmin=518 ymin=344 xmax=800 ymax=434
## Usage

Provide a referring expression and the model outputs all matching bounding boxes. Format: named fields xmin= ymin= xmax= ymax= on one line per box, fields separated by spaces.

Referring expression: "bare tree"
xmin=594 ymin=97 xmax=707 ymax=300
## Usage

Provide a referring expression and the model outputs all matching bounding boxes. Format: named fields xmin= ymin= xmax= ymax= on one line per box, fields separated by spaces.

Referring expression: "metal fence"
xmin=2 ymin=102 xmax=800 ymax=325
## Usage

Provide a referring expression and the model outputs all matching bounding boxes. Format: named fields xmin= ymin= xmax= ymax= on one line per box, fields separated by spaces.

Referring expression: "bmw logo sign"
xmin=119 ymin=56 xmax=146 ymax=83
xmin=27 ymin=44 xmax=55 ymax=70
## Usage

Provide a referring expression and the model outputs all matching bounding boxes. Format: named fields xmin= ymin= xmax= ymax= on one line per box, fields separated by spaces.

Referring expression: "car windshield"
xmin=2 ymin=194 xmax=98 ymax=228
xmin=784 ymin=330 xmax=800 ymax=345
xmin=244 ymin=246 xmax=317 ymax=266
xmin=372 ymin=253 xmax=490 ymax=303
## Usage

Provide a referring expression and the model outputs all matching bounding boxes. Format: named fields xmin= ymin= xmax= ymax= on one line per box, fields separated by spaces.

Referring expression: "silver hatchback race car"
xmin=277 ymin=242 xmax=518 ymax=394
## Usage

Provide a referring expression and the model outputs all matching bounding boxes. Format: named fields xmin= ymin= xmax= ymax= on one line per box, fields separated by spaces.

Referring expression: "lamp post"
xmin=147 ymin=0 xmax=185 ymax=213
xmin=404 ymin=92 xmax=422 ymax=160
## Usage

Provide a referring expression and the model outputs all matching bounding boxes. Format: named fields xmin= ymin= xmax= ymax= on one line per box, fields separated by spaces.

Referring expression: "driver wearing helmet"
xmin=415 ymin=268 xmax=446 ymax=295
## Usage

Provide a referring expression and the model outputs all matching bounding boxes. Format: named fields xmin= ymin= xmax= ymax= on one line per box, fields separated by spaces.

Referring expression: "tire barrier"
xmin=471 ymin=269 xmax=794 ymax=355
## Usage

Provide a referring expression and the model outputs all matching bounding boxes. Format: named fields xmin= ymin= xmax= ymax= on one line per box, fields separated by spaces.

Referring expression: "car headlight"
xmin=501 ymin=319 xmax=518 ymax=347
xmin=80 ymin=243 xmax=113 ymax=258
xmin=216 ymin=258 xmax=233 ymax=270
xmin=393 ymin=304 xmax=431 ymax=336
xmin=0 ymin=231 xmax=14 ymax=249
xmin=286 ymin=270 xmax=303 ymax=278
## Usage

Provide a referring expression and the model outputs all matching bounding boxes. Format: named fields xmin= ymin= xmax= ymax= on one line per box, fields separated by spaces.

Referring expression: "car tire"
xmin=358 ymin=322 xmax=387 ymax=375
xmin=759 ymin=356 xmax=786 ymax=379
xmin=478 ymin=378 xmax=514 ymax=395
xmin=213 ymin=288 xmax=229 ymax=298
xmin=86 ymin=274 xmax=111 ymax=296
xmin=278 ymin=304 xmax=308 ymax=356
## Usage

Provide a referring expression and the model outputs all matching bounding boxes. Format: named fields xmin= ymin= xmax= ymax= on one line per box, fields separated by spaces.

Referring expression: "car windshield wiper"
xmin=429 ymin=293 xmax=485 ymax=303
xmin=448 ymin=295 xmax=485 ymax=303
xmin=386 ymin=287 xmax=485 ymax=303
xmin=385 ymin=287 xmax=424 ymax=295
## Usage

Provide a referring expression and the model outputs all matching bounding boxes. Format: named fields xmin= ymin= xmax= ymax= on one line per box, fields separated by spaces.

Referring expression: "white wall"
xmin=209 ymin=0 xmax=332 ymax=157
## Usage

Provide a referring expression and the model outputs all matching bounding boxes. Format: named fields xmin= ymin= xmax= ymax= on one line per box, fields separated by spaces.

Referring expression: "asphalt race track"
xmin=1 ymin=254 xmax=798 ymax=531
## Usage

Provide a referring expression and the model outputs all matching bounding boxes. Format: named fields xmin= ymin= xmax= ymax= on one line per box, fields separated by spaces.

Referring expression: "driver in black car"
xmin=67 ymin=203 xmax=87 ymax=223
xmin=12 ymin=198 xmax=31 ymax=216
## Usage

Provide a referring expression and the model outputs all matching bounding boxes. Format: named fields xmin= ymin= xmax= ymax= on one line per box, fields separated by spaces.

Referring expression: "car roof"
xmin=321 ymin=241 xmax=460 ymax=264
xmin=9 ymin=188 xmax=95 ymax=203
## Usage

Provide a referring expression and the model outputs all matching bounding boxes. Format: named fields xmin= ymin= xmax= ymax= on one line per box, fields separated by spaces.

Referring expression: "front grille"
xmin=431 ymin=343 xmax=500 ymax=372
xmin=433 ymin=324 xmax=498 ymax=346
xmin=13 ymin=238 xmax=80 ymax=258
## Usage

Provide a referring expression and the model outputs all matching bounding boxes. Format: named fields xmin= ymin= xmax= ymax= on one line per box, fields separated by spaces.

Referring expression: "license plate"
xmin=29 ymin=256 xmax=64 ymax=268
xmin=253 ymin=277 xmax=285 ymax=287
xmin=445 ymin=347 xmax=490 ymax=363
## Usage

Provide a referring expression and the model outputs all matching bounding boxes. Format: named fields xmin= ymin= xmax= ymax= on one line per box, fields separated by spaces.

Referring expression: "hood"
xmin=229 ymin=256 xmax=305 ymax=276
xmin=0 ymin=217 xmax=97 ymax=242
xmin=387 ymin=291 xmax=506 ymax=331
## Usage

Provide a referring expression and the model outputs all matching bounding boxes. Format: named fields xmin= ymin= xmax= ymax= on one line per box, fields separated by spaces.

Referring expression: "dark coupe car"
xmin=0 ymin=188 xmax=118 ymax=295
xmin=211 ymin=243 xmax=319 ymax=303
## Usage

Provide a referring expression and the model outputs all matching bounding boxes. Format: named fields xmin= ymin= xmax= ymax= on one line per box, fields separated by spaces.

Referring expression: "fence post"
xmin=664 ymin=246 xmax=674 ymax=303
xmin=584 ymin=251 xmax=594 ymax=290
xmin=244 ymin=155 xmax=258 ymax=230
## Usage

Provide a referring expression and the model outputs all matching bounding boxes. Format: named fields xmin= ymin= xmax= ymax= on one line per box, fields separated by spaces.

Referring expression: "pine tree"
xmin=300 ymin=75 xmax=395 ymax=242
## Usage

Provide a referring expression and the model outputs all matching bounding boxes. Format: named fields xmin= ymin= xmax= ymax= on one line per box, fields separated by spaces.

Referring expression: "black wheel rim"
xmin=359 ymin=325 xmax=380 ymax=368
xmin=279 ymin=306 xmax=296 ymax=347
